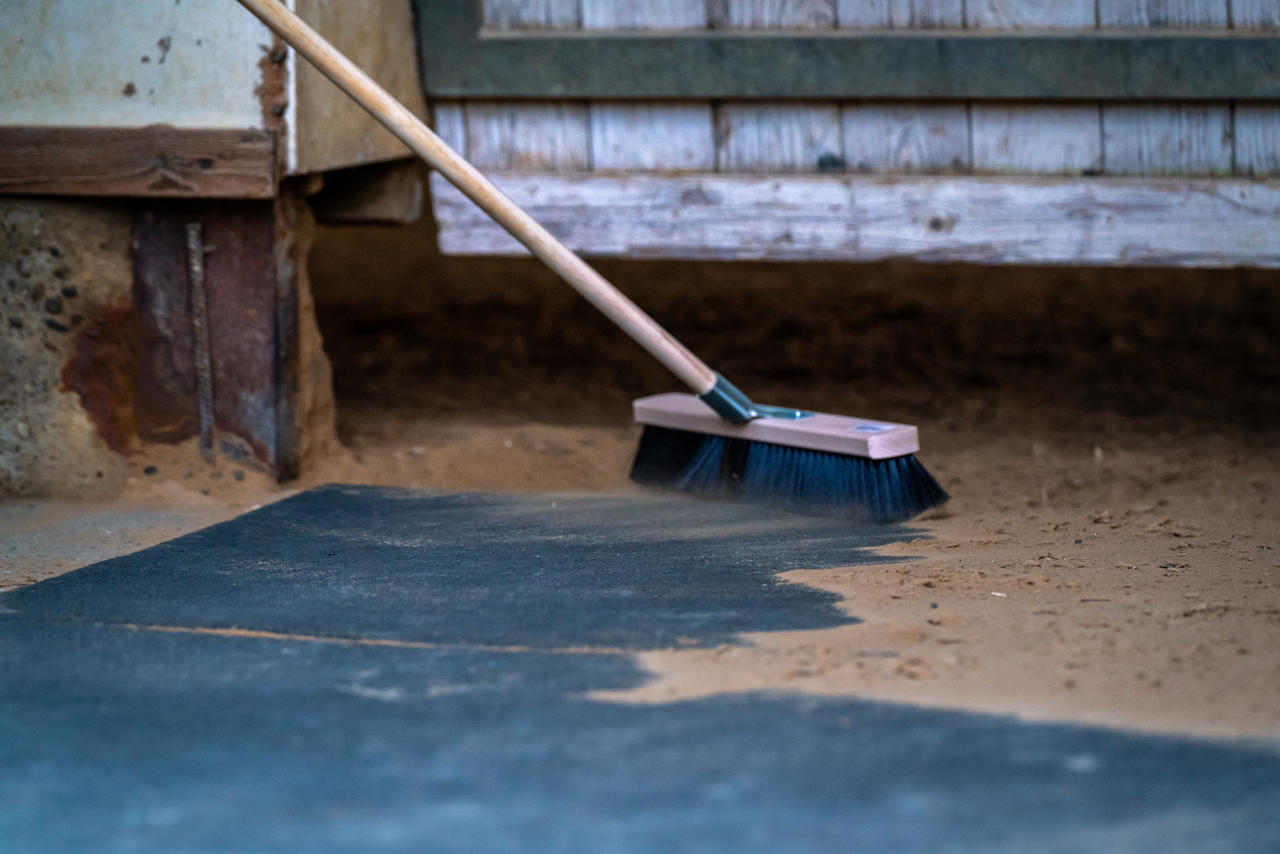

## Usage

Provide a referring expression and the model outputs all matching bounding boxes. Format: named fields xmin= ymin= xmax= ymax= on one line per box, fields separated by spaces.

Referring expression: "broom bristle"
xmin=630 ymin=425 xmax=948 ymax=524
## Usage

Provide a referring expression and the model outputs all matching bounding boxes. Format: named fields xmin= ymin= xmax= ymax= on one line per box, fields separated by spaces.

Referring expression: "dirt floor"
xmin=4 ymin=220 xmax=1278 ymax=741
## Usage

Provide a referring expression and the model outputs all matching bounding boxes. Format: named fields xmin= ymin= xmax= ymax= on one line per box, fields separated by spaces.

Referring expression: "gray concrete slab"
xmin=2 ymin=485 xmax=1277 ymax=852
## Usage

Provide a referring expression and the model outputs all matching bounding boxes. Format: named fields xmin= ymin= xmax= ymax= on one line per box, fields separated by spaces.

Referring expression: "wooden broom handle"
xmin=235 ymin=0 xmax=718 ymax=396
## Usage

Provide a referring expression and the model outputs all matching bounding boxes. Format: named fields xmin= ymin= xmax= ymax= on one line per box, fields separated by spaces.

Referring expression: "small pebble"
xmin=232 ymin=469 xmax=245 ymax=482
xmin=143 ymin=465 xmax=158 ymax=475
xmin=930 ymin=602 xmax=938 ymax=609
xmin=44 ymin=296 xmax=63 ymax=314
xmin=16 ymin=422 xmax=30 ymax=439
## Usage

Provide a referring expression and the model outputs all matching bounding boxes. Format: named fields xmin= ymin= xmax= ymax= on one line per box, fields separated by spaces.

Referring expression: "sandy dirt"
xmin=5 ymin=229 xmax=1277 ymax=740
xmin=311 ymin=246 xmax=1280 ymax=741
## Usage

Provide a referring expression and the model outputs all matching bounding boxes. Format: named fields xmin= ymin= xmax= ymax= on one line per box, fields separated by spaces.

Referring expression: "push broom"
xmin=235 ymin=0 xmax=948 ymax=523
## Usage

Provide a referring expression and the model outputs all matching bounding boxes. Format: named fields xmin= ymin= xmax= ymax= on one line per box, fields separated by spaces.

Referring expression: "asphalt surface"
xmin=2 ymin=485 xmax=1277 ymax=852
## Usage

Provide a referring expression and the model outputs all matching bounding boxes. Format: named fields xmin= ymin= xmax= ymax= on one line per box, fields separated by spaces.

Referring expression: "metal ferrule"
xmin=697 ymin=374 xmax=760 ymax=424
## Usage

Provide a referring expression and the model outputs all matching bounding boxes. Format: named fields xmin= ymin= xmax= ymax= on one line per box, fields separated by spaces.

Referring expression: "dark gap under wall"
xmin=310 ymin=211 xmax=1280 ymax=432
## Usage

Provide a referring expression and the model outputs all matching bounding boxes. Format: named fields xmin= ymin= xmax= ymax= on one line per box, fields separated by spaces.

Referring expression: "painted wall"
xmin=0 ymin=0 xmax=273 ymax=131
xmin=1 ymin=0 xmax=430 ymax=175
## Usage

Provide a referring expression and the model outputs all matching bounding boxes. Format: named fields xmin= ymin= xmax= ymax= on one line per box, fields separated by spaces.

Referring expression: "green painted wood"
xmin=414 ymin=1 xmax=1280 ymax=100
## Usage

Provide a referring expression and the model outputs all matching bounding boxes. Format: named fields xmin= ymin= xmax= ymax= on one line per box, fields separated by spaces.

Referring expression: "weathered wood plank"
xmin=971 ymin=105 xmax=1102 ymax=174
xmin=463 ymin=103 xmax=590 ymax=171
xmin=430 ymin=172 xmax=1280 ymax=266
xmin=1098 ymin=0 xmax=1228 ymax=28
xmin=581 ymin=0 xmax=706 ymax=28
xmin=432 ymin=102 xmax=468 ymax=153
xmin=1235 ymin=106 xmax=1280 ymax=176
xmin=482 ymin=0 xmax=580 ymax=29
xmin=0 ymin=126 xmax=276 ymax=199
xmin=591 ymin=104 xmax=716 ymax=171
xmin=850 ymin=177 xmax=1278 ymax=265
xmin=836 ymin=0 xmax=963 ymax=27
xmin=965 ymin=0 xmax=1096 ymax=27
xmin=721 ymin=1 xmax=837 ymax=27
xmin=717 ymin=105 xmax=844 ymax=172
xmin=580 ymin=0 xmax=713 ymax=171
xmin=433 ymin=172 xmax=858 ymax=257
xmin=835 ymin=6 xmax=966 ymax=179
xmin=965 ymin=3 xmax=1100 ymax=177
xmin=709 ymin=3 xmax=843 ymax=173
xmin=1234 ymin=0 xmax=1280 ymax=28
xmin=1103 ymin=104 xmax=1232 ymax=176
xmin=293 ymin=0 xmax=431 ymax=174
xmin=841 ymin=104 xmax=969 ymax=173
xmin=419 ymin=2 xmax=1280 ymax=100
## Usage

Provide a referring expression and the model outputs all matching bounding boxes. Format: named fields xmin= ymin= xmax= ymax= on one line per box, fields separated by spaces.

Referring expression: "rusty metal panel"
xmin=131 ymin=204 xmax=281 ymax=470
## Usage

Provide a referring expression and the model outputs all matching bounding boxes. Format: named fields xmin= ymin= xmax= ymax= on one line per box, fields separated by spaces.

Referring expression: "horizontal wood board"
xmin=430 ymin=172 xmax=1280 ymax=267
xmin=433 ymin=2 xmax=1280 ymax=266
xmin=421 ymin=1 xmax=1280 ymax=99
xmin=0 ymin=126 xmax=276 ymax=199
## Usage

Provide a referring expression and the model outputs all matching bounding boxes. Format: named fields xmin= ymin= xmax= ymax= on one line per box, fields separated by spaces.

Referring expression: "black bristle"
xmin=630 ymin=425 xmax=949 ymax=524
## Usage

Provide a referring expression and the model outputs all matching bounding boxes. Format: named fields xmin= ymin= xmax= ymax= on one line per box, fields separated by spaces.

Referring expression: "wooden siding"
xmin=433 ymin=2 xmax=1280 ymax=265
xmin=456 ymin=1 xmax=1275 ymax=179
xmin=432 ymin=172 xmax=1280 ymax=266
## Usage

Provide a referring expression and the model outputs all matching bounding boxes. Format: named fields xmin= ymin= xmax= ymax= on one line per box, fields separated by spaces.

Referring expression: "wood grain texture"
xmin=717 ymin=105 xmax=844 ymax=172
xmin=0 ymin=126 xmax=276 ymax=199
xmin=293 ymin=0 xmax=431 ymax=173
xmin=971 ymin=105 xmax=1102 ymax=175
xmin=591 ymin=104 xmax=716 ymax=171
xmin=431 ymin=102 xmax=468 ymax=153
xmin=1234 ymin=106 xmax=1280 ymax=176
xmin=710 ymin=3 xmax=843 ymax=174
xmin=581 ymin=0 xmax=706 ymax=28
xmin=433 ymin=172 xmax=859 ymax=257
xmin=1103 ymin=104 xmax=1232 ymax=176
xmin=482 ymin=0 xmax=579 ymax=29
xmin=1234 ymin=0 xmax=1280 ymax=28
xmin=431 ymin=172 xmax=1280 ymax=266
xmin=464 ymin=103 xmax=590 ymax=171
xmin=1098 ymin=0 xmax=1228 ymax=27
xmin=580 ymin=0 xmax=713 ymax=173
xmin=835 ymin=0 xmax=963 ymax=27
xmin=842 ymin=104 xmax=969 ymax=173
xmin=720 ymin=0 xmax=837 ymax=27
xmin=965 ymin=0 xmax=1095 ymax=27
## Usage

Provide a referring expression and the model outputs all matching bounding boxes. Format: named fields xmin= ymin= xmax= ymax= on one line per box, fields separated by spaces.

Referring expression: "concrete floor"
xmin=3 ymin=486 xmax=1278 ymax=853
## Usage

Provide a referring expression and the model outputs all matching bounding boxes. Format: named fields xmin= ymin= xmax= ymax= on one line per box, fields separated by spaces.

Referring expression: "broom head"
xmin=630 ymin=393 xmax=948 ymax=524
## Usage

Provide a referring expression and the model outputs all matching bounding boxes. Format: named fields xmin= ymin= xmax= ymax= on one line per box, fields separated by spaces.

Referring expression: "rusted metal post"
xmin=185 ymin=222 xmax=215 ymax=463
